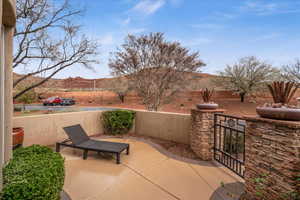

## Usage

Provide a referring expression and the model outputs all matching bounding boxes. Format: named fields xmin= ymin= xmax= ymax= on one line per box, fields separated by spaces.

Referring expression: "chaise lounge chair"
xmin=56 ymin=124 xmax=130 ymax=164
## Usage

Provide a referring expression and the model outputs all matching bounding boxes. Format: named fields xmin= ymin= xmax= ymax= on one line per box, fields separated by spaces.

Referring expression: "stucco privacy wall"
xmin=13 ymin=111 xmax=104 ymax=146
xmin=13 ymin=110 xmax=191 ymax=146
xmin=135 ymin=110 xmax=191 ymax=144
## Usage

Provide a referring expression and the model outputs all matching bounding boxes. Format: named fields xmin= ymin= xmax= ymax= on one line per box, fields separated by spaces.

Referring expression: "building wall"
xmin=13 ymin=110 xmax=191 ymax=146
xmin=135 ymin=110 xmax=191 ymax=144
xmin=13 ymin=111 xmax=104 ymax=146
xmin=0 ymin=0 xmax=16 ymax=190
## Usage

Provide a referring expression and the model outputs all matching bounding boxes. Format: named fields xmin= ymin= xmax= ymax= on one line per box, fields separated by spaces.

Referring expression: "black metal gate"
xmin=214 ymin=114 xmax=245 ymax=178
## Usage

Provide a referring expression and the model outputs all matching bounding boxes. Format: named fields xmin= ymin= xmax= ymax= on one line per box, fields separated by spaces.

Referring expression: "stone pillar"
xmin=190 ymin=109 xmax=225 ymax=161
xmin=244 ymin=116 xmax=300 ymax=200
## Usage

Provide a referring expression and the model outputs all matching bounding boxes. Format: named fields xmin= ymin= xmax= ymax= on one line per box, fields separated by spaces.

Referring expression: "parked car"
xmin=43 ymin=97 xmax=62 ymax=106
xmin=60 ymin=98 xmax=75 ymax=106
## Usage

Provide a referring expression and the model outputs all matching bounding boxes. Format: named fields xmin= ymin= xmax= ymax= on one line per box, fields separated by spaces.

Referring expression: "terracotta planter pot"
xmin=256 ymin=107 xmax=300 ymax=121
xmin=196 ymin=103 xmax=219 ymax=110
xmin=12 ymin=127 xmax=24 ymax=150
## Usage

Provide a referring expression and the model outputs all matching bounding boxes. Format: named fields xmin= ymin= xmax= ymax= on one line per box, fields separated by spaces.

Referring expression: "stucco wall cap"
xmin=191 ymin=109 xmax=226 ymax=113
xmin=243 ymin=115 xmax=300 ymax=128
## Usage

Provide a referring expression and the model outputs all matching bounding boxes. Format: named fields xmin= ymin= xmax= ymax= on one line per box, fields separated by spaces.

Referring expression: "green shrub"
xmin=2 ymin=145 xmax=65 ymax=200
xmin=16 ymin=88 xmax=37 ymax=105
xmin=102 ymin=110 xmax=135 ymax=135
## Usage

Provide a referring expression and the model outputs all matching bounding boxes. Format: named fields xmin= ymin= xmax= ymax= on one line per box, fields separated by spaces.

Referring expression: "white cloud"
xmin=191 ymin=23 xmax=225 ymax=30
xmin=98 ymin=34 xmax=114 ymax=46
xmin=207 ymin=1 xmax=300 ymax=22
xmin=121 ymin=17 xmax=131 ymax=26
xmin=127 ymin=28 xmax=146 ymax=34
xmin=241 ymin=1 xmax=278 ymax=15
xmin=169 ymin=0 xmax=183 ymax=7
xmin=181 ymin=38 xmax=213 ymax=46
xmin=192 ymin=38 xmax=213 ymax=45
xmin=251 ymin=33 xmax=281 ymax=42
xmin=132 ymin=0 xmax=166 ymax=15
xmin=204 ymin=11 xmax=237 ymax=21
xmin=240 ymin=1 xmax=300 ymax=16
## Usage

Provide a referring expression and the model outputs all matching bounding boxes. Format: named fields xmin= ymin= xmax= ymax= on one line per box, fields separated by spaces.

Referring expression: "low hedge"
xmin=1 ymin=145 xmax=65 ymax=200
xmin=102 ymin=110 xmax=135 ymax=135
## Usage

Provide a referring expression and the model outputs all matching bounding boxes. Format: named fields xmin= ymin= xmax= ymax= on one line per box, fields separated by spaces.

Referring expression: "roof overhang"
xmin=3 ymin=0 xmax=16 ymax=27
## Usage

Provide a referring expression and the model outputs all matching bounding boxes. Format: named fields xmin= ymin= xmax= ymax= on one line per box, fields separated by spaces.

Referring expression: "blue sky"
xmin=54 ymin=0 xmax=300 ymax=78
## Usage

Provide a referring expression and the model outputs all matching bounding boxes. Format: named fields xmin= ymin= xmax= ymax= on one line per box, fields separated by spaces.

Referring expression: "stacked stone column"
xmin=244 ymin=116 xmax=300 ymax=200
xmin=190 ymin=109 xmax=225 ymax=161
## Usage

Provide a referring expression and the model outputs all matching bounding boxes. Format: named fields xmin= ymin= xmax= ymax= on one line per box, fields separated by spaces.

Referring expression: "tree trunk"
xmin=117 ymin=93 xmax=125 ymax=103
xmin=240 ymin=92 xmax=246 ymax=103
xmin=120 ymin=95 xmax=125 ymax=103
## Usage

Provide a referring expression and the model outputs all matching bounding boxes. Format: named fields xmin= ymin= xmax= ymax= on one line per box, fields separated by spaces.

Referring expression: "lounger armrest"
xmin=58 ymin=139 xmax=72 ymax=144
xmin=56 ymin=139 xmax=76 ymax=151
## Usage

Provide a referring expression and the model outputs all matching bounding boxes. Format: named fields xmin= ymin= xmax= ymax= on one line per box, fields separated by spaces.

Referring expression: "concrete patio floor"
xmin=61 ymin=138 xmax=244 ymax=200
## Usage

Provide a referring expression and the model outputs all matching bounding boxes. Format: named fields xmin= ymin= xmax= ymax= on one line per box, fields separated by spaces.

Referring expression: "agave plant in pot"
xmin=196 ymin=88 xmax=219 ymax=110
xmin=256 ymin=81 xmax=300 ymax=121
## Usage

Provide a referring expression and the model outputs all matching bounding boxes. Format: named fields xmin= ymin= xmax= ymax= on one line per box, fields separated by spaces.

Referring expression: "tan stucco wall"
xmin=3 ymin=27 xmax=14 ymax=162
xmin=2 ymin=0 xmax=16 ymax=161
xmin=13 ymin=110 xmax=191 ymax=146
xmin=135 ymin=110 xmax=191 ymax=144
xmin=1 ymin=0 xmax=16 ymax=190
xmin=13 ymin=111 xmax=104 ymax=146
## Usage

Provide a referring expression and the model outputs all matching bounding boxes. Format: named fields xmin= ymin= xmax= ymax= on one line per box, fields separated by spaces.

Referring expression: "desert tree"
xmin=110 ymin=77 xmax=132 ymax=103
xmin=282 ymin=59 xmax=300 ymax=86
xmin=109 ymin=32 xmax=205 ymax=111
xmin=15 ymin=85 xmax=37 ymax=111
xmin=214 ymin=56 xmax=280 ymax=102
xmin=13 ymin=0 xmax=100 ymax=99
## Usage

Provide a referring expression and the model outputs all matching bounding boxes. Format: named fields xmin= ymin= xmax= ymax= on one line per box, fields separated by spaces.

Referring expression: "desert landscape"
xmin=4 ymin=1 xmax=300 ymax=199
xmin=14 ymin=71 xmax=295 ymax=116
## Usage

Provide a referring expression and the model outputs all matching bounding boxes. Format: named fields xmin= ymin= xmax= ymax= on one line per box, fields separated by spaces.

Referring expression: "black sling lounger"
xmin=56 ymin=124 xmax=130 ymax=164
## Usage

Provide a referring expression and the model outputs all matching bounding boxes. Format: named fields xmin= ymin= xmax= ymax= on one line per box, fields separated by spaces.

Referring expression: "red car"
xmin=43 ymin=97 xmax=62 ymax=106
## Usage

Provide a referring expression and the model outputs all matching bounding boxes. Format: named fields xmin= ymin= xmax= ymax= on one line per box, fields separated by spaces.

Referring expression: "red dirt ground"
xmin=76 ymin=97 xmax=271 ymax=117
xmin=14 ymin=99 xmax=262 ymax=117
xmin=41 ymin=90 xmax=275 ymax=117
xmin=15 ymin=90 xmax=299 ymax=117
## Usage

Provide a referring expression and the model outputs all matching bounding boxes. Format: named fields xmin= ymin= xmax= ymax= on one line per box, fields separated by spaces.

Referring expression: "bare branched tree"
xmin=13 ymin=0 xmax=100 ymax=99
xmin=282 ymin=59 xmax=300 ymax=86
xmin=110 ymin=77 xmax=132 ymax=103
xmin=213 ymin=56 xmax=280 ymax=102
xmin=109 ymin=32 xmax=205 ymax=111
